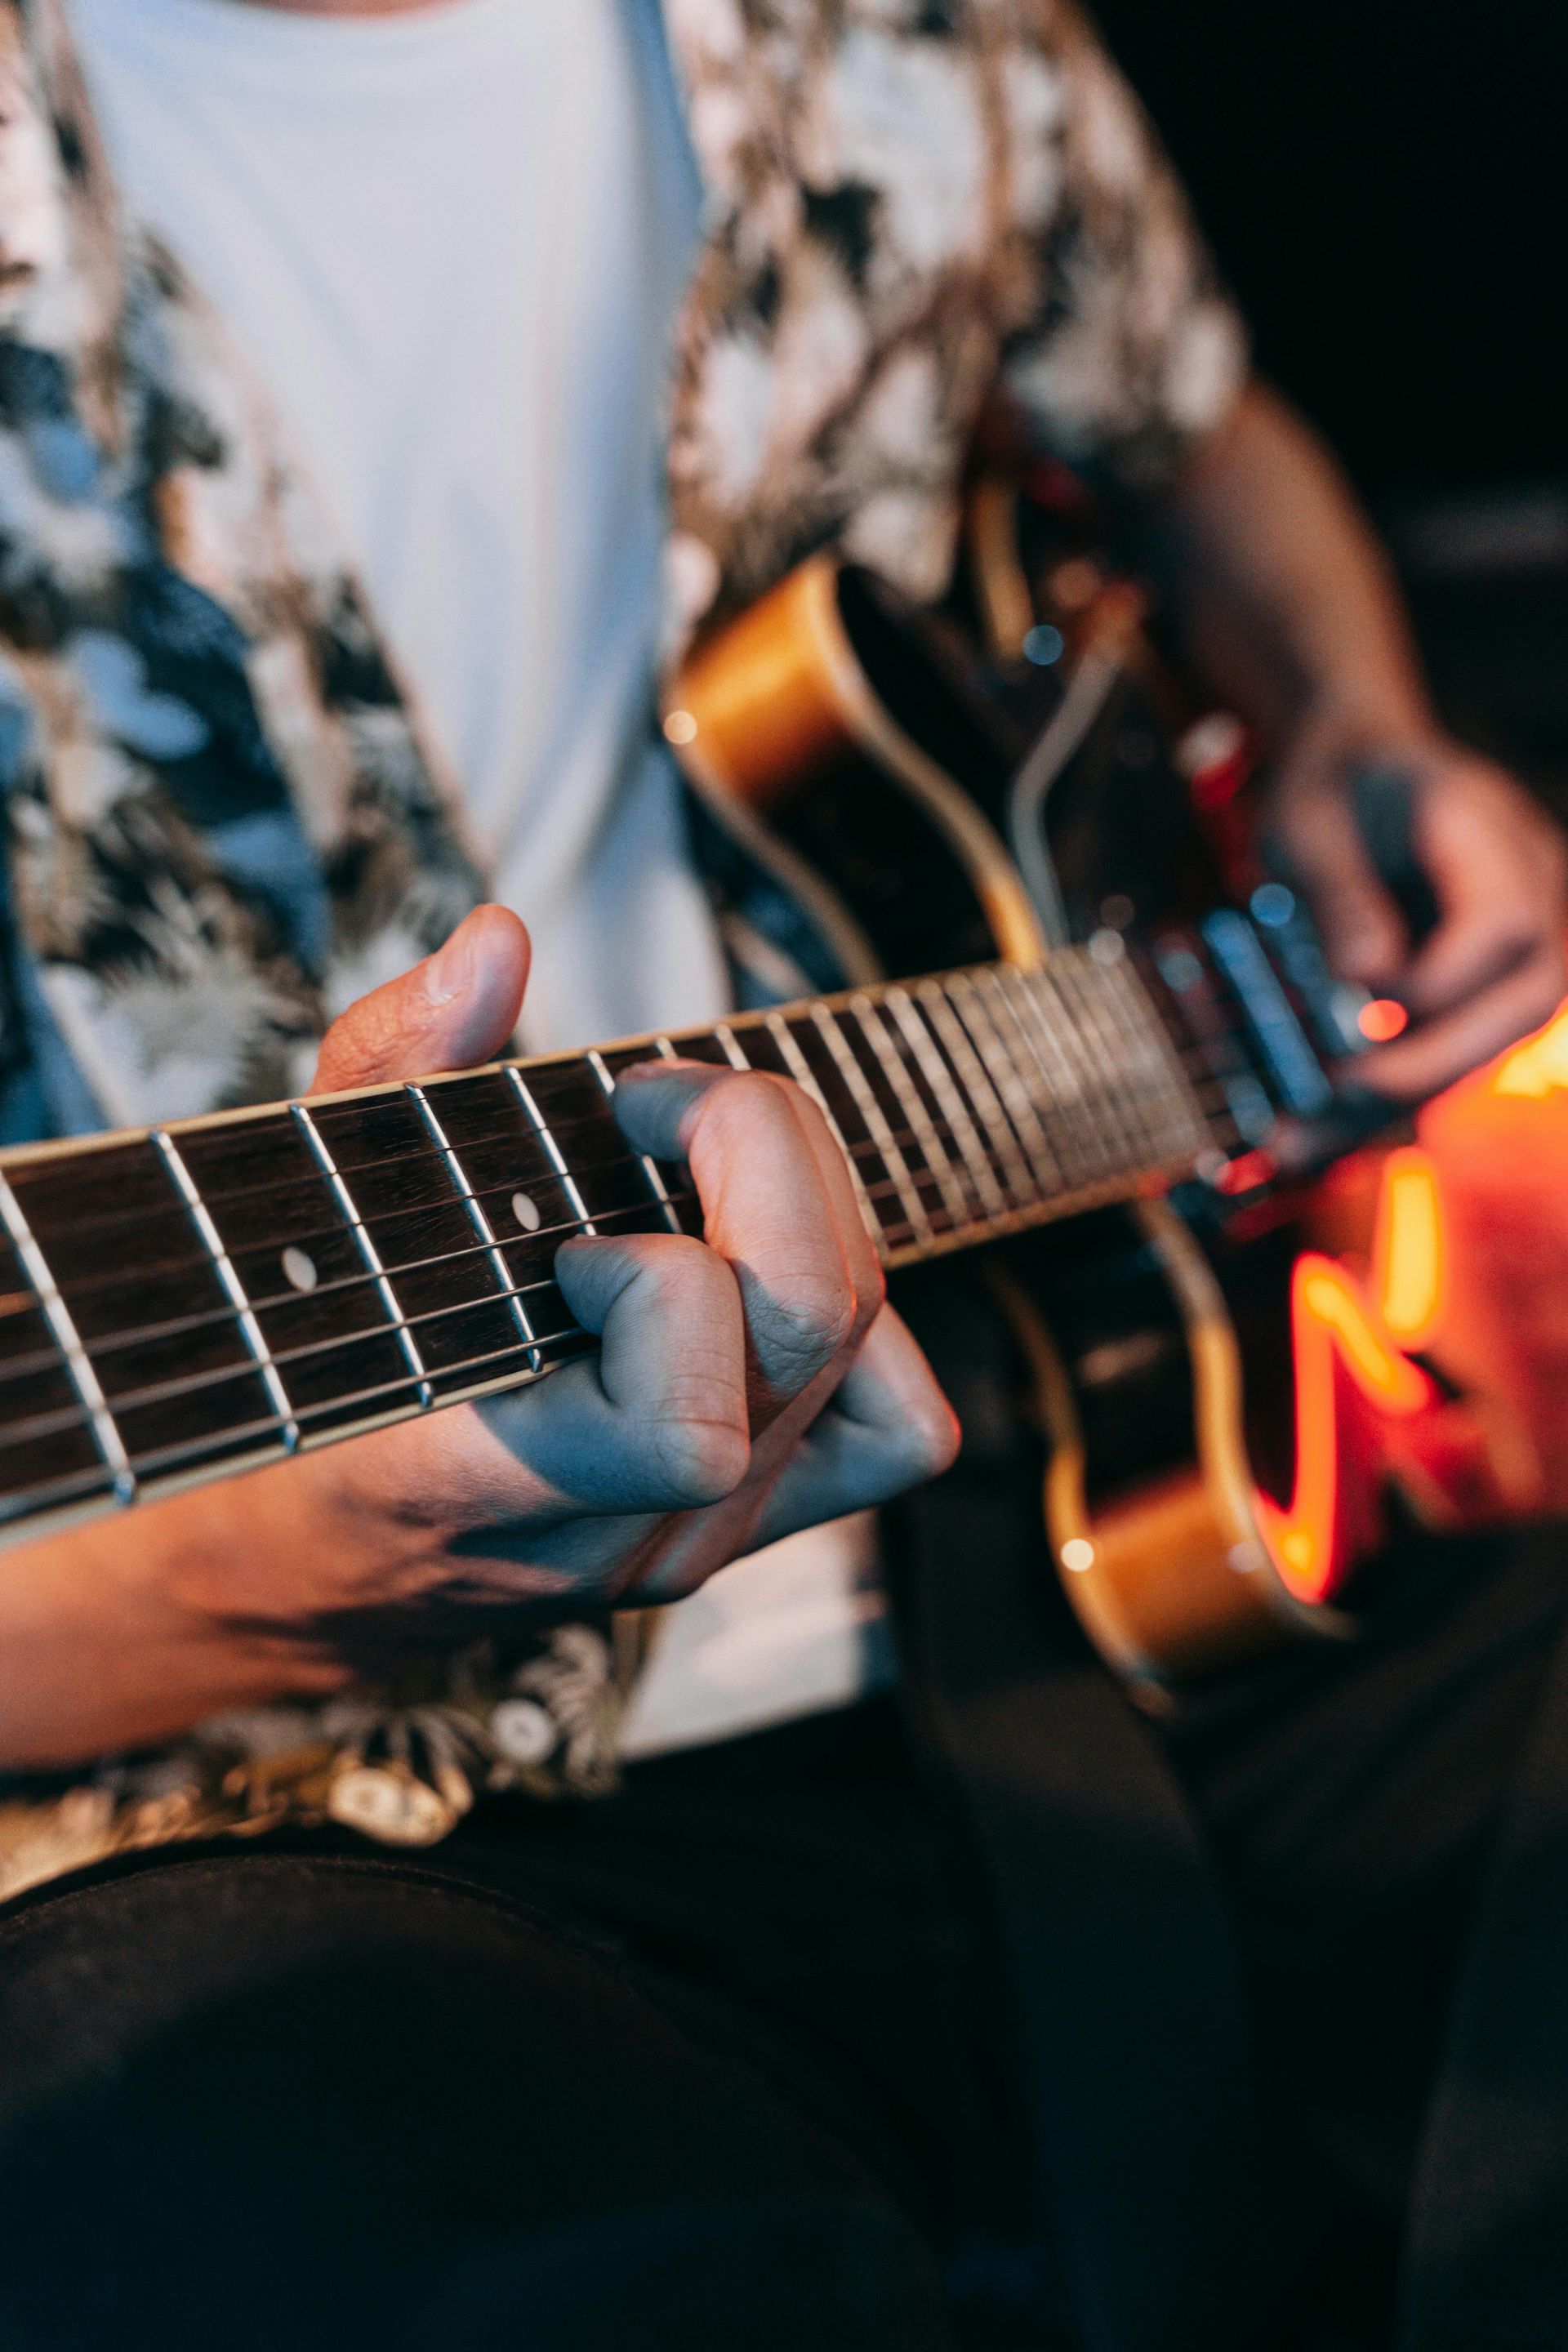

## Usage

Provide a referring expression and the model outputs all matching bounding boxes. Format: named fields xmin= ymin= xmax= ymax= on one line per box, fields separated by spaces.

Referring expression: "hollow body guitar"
xmin=670 ymin=494 xmax=1520 ymax=1695
xmin=0 ymin=498 xmax=1517 ymax=1699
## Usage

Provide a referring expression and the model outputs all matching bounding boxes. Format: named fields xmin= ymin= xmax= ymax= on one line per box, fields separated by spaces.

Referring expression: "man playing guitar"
xmin=0 ymin=2 xmax=1563 ymax=2346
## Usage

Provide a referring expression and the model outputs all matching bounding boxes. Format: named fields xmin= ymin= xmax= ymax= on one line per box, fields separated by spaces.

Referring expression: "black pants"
xmin=0 ymin=1527 xmax=1563 ymax=2352
xmin=1167 ymin=1521 xmax=1568 ymax=2347
xmin=0 ymin=1698 xmax=1055 ymax=2352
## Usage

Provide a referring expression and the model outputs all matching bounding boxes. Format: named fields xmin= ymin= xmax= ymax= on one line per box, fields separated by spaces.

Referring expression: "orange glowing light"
xmin=1491 ymin=999 xmax=1568 ymax=1098
xmin=1373 ymin=1147 xmax=1446 ymax=1347
xmin=1357 ymin=997 xmax=1409 ymax=1044
xmin=1253 ymin=1251 xmax=1435 ymax=1603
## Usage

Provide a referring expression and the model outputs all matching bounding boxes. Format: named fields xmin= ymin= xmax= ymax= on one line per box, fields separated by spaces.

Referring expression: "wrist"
xmin=0 ymin=1482 xmax=354 ymax=1774
xmin=1276 ymin=688 xmax=1446 ymax=791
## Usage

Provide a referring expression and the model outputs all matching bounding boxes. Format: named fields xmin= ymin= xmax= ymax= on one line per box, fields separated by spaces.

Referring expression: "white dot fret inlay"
xmin=511 ymin=1192 xmax=542 ymax=1232
xmin=408 ymin=1086 xmax=541 ymax=1371
xmin=292 ymin=1102 xmax=433 ymax=1410
xmin=505 ymin=1069 xmax=598 ymax=1237
xmin=282 ymin=1246 xmax=318 ymax=1294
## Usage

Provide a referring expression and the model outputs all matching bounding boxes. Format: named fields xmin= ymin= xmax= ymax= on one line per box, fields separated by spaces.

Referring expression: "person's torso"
xmin=70 ymin=0 xmax=731 ymax=1056
xmin=0 ymin=0 xmax=1244 ymax=1870
xmin=66 ymin=0 xmax=885 ymax=1758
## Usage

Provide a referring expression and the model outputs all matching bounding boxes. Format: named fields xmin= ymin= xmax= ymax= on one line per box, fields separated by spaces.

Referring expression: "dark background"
xmin=1093 ymin=0 xmax=1566 ymax=803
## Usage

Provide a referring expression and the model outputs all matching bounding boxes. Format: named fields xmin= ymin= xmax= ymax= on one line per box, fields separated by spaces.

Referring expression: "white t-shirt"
xmin=69 ymin=0 xmax=887 ymax=1757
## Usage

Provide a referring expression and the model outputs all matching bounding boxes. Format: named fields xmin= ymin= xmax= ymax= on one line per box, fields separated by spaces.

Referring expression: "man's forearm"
xmin=0 ymin=1478 xmax=354 ymax=1770
xmin=1147 ymin=378 xmax=1437 ymax=759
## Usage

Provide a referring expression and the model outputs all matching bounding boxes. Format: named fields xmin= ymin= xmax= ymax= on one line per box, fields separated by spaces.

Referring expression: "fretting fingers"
xmin=477 ymin=1230 xmax=750 ymax=1515
xmin=749 ymin=1303 xmax=961 ymax=1548
xmin=612 ymin=1061 xmax=875 ymax=1412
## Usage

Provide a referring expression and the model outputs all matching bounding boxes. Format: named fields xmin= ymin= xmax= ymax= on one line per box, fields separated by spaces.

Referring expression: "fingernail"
xmin=423 ymin=919 xmax=477 ymax=1006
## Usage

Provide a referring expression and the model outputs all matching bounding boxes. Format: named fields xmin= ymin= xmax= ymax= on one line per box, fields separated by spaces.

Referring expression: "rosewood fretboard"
xmin=0 ymin=948 xmax=1209 ymax=1548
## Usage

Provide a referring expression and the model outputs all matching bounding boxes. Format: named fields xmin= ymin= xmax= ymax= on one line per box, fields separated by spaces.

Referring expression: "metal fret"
xmin=587 ymin=1049 xmax=683 ymax=1233
xmin=715 ymin=1017 xmax=924 ymax=1239
xmin=950 ymin=972 xmax=1065 ymax=1198
xmin=154 ymin=1129 xmax=301 ymax=1450
xmin=1012 ymin=964 xmax=1119 ymax=1180
xmin=292 ymin=1102 xmax=434 ymax=1410
xmin=980 ymin=969 xmax=1094 ymax=1191
xmin=850 ymin=993 xmax=973 ymax=1229
xmin=0 ymin=1172 xmax=136 ymax=1503
xmin=882 ymin=986 xmax=1007 ymax=1218
xmin=408 ymin=1087 xmax=541 ymax=1370
xmin=991 ymin=965 xmax=1102 ymax=1189
xmin=812 ymin=1005 xmax=932 ymax=1242
xmin=761 ymin=1011 xmax=883 ymax=1231
xmin=1018 ymin=968 xmax=1114 ymax=1177
xmin=1094 ymin=952 xmax=1211 ymax=1162
xmin=1053 ymin=951 xmax=1160 ymax=1167
xmin=915 ymin=981 xmax=1035 ymax=1208
xmin=506 ymin=1068 xmax=597 ymax=1236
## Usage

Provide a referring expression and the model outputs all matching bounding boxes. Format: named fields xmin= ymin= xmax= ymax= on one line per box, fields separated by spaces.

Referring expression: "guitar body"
xmin=670 ymin=512 xmax=1520 ymax=1698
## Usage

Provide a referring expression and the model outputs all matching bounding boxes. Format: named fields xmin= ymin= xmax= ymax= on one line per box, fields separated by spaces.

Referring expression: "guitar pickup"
xmin=1200 ymin=910 xmax=1336 ymax=1120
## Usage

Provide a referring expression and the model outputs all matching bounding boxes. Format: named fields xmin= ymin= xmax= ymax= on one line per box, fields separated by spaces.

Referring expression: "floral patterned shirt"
xmin=0 ymin=0 xmax=1246 ymax=1902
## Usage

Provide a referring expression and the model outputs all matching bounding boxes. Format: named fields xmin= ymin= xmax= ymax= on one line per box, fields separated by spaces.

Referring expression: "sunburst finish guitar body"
xmin=668 ymin=494 xmax=1529 ymax=1698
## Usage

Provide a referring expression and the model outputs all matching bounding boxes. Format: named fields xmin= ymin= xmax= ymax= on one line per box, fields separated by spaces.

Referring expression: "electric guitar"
xmin=666 ymin=485 xmax=1538 ymax=1690
xmin=0 ymin=493 xmax=1531 ymax=1701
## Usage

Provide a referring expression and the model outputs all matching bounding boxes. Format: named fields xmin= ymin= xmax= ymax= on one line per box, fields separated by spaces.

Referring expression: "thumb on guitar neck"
xmin=310 ymin=906 xmax=532 ymax=1094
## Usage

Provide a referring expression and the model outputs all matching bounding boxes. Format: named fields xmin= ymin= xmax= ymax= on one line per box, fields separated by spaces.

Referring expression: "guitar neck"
xmin=0 ymin=947 xmax=1209 ymax=1549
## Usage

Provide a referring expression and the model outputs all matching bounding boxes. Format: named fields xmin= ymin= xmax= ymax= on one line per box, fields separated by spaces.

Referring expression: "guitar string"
xmin=2 ymin=987 xmax=1197 ymax=1381
xmin=0 ymin=1147 xmax=956 ymax=1446
xmin=5 ymin=1109 xmax=999 ymax=1281
xmin=0 ymin=964 xmax=1192 ymax=1250
xmin=0 ymin=1111 xmax=1009 ymax=1381
xmin=0 ymin=1087 xmax=1208 ymax=1497
xmin=0 ymin=1197 xmax=697 ymax=1450
xmin=0 ymin=1144 xmax=920 ymax=1385
xmin=0 ymin=908 xmax=1303 ymax=1544
xmin=0 ymin=1181 xmax=993 ymax=1514
xmin=0 ymin=1039 xmax=1213 ymax=1458
xmin=0 ymin=1135 xmax=1196 ymax=1528
xmin=0 ymin=1133 xmax=1076 ymax=1454
xmin=0 ymin=969 xmax=1201 ymax=1393
xmin=0 ymin=1174 xmax=657 ymax=1365
xmin=1 ymin=1161 xmax=968 ymax=1449
xmin=2 ymin=1177 xmax=1217 ymax=1520
xmin=0 ymin=1077 xmax=1197 ymax=1429
xmin=0 ymin=980 xmax=1216 ymax=1485
xmin=2 ymin=1333 xmax=589 ymax=1522
xmin=2 ymin=1102 xmax=915 ymax=1292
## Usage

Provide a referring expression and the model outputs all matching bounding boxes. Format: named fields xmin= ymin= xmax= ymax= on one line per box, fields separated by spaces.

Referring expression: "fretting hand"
xmin=0 ymin=909 xmax=957 ymax=1771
